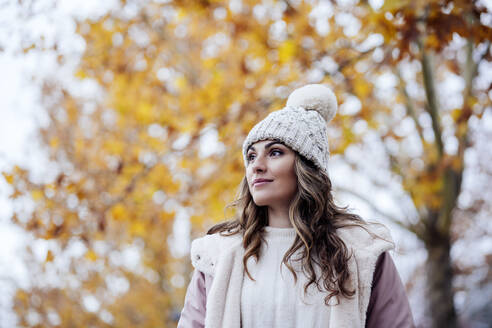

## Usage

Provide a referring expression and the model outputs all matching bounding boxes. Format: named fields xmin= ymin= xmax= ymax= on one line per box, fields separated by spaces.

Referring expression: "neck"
xmin=267 ymin=205 xmax=292 ymax=228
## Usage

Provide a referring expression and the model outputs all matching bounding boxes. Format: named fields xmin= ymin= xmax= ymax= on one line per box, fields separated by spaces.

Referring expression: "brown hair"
xmin=208 ymin=151 xmax=368 ymax=304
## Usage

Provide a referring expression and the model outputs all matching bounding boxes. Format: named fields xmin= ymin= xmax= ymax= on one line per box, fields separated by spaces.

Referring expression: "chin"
xmin=251 ymin=195 xmax=272 ymax=207
xmin=252 ymin=198 xmax=268 ymax=207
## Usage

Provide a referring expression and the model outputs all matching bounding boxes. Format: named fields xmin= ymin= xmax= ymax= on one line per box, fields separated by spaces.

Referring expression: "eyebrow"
xmin=247 ymin=141 xmax=283 ymax=153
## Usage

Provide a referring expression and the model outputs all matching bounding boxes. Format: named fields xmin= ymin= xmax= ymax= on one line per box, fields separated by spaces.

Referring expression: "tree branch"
xmin=395 ymin=67 xmax=426 ymax=147
xmin=437 ymin=36 xmax=488 ymax=234
xmin=334 ymin=185 xmax=419 ymax=234
xmin=420 ymin=44 xmax=444 ymax=159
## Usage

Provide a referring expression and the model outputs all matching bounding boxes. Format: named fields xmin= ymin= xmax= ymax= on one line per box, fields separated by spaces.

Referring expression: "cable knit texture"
xmin=242 ymin=84 xmax=337 ymax=174
xmin=190 ymin=223 xmax=394 ymax=328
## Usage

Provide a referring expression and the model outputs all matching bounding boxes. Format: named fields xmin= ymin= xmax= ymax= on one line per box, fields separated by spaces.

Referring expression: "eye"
xmin=270 ymin=149 xmax=283 ymax=156
xmin=247 ymin=153 xmax=256 ymax=162
xmin=247 ymin=149 xmax=283 ymax=163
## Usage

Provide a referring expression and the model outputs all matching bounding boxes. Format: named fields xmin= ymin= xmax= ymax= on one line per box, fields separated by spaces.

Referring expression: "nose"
xmin=251 ymin=154 xmax=267 ymax=173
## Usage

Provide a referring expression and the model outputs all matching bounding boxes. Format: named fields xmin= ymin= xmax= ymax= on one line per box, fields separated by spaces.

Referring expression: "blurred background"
xmin=0 ymin=0 xmax=491 ymax=327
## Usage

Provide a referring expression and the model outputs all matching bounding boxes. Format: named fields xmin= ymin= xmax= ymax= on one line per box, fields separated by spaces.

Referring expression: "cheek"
xmin=245 ymin=169 xmax=253 ymax=186
xmin=284 ymin=173 xmax=298 ymax=192
xmin=276 ymin=164 xmax=297 ymax=191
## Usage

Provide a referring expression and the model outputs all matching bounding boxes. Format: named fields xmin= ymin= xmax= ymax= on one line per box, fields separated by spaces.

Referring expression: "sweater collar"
xmin=264 ymin=226 xmax=297 ymax=240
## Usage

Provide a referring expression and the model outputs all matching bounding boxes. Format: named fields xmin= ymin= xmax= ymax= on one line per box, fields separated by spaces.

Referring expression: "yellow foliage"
xmin=353 ymin=80 xmax=372 ymax=99
xmin=104 ymin=139 xmax=125 ymax=155
xmin=278 ymin=40 xmax=297 ymax=64
xmin=175 ymin=76 xmax=188 ymax=92
xmin=203 ymin=58 xmax=219 ymax=70
xmin=31 ymin=190 xmax=44 ymax=201
xmin=450 ymin=108 xmax=462 ymax=122
xmin=190 ymin=215 xmax=203 ymax=226
xmin=131 ymin=221 xmax=146 ymax=236
xmin=45 ymin=250 xmax=55 ymax=263
xmin=74 ymin=138 xmax=85 ymax=155
xmin=425 ymin=34 xmax=440 ymax=49
xmin=136 ymin=103 xmax=154 ymax=124
xmin=179 ymin=157 xmax=194 ymax=170
xmin=178 ymin=118 xmax=197 ymax=133
xmin=49 ymin=137 xmax=59 ymax=149
xmin=111 ymin=204 xmax=127 ymax=221
xmin=75 ymin=69 xmax=87 ymax=79
xmin=176 ymin=8 xmax=187 ymax=21
xmin=2 ymin=172 xmax=14 ymax=184
xmin=85 ymin=249 xmax=98 ymax=261
xmin=160 ymin=211 xmax=175 ymax=223
xmin=380 ymin=0 xmax=413 ymax=12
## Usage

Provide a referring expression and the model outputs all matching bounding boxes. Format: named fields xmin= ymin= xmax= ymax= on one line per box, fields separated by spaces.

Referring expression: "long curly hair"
xmin=207 ymin=150 xmax=368 ymax=304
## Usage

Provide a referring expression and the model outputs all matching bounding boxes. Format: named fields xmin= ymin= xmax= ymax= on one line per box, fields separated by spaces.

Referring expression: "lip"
xmin=253 ymin=178 xmax=273 ymax=187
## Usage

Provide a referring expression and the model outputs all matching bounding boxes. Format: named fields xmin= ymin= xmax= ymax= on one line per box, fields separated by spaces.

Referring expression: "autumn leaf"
xmin=45 ymin=250 xmax=55 ymax=263
xmin=85 ymin=249 xmax=97 ymax=262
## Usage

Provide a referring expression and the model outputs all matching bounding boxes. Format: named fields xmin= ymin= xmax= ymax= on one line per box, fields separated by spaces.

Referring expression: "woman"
xmin=177 ymin=84 xmax=414 ymax=328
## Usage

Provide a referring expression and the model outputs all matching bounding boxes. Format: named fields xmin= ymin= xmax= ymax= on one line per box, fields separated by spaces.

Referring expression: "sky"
xmin=0 ymin=0 xmax=491 ymax=326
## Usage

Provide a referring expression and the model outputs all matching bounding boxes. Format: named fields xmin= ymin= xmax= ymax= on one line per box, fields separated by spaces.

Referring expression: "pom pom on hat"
xmin=286 ymin=84 xmax=337 ymax=123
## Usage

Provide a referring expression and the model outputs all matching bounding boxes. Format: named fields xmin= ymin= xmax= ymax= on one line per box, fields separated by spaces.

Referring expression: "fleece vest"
xmin=190 ymin=223 xmax=394 ymax=328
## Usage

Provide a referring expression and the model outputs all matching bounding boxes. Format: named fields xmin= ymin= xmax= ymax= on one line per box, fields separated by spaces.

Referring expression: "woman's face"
xmin=245 ymin=139 xmax=297 ymax=208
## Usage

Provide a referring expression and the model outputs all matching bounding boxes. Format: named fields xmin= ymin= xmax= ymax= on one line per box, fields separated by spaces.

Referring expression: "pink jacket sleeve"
xmin=177 ymin=269 xmax=212 ymax=328
xmin=366 ymin=252 xmax=415 ymax=328
xmin=177 ymin=252 xmax=414 ymax=327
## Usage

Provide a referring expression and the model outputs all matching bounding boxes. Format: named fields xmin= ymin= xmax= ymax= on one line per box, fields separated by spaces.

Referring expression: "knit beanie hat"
xmin=242 ymin=84 xmax=338 ymax=174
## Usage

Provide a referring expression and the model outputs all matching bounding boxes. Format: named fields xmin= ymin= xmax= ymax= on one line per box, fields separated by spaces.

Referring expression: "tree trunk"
xmin=425 ymin=231 xmax=457 ymax=328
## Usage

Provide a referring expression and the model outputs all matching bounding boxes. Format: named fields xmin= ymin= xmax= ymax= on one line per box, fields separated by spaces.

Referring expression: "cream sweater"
xmin=241 ymin=226 xmax=331 ymax=327
xmin=190 ymin=223 xmax=394 ymax=328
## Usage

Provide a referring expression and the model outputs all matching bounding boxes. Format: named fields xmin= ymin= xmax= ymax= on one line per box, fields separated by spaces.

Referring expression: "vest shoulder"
xmin=336 ymin=222 xmax=394 ymax=256
xmin=190 ymin=232 xmax=242 ymax=275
